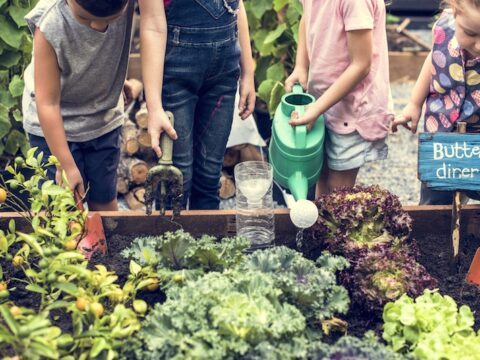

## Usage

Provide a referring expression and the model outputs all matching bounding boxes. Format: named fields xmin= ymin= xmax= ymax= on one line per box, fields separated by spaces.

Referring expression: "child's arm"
xmin=391 ymin=51 xmax=432 ymax=133
xmin=285 ymin=15 xmax=309 ymax=91
xmin=33 ymin=29 xmax=84 ymax=195
xmin=138 ymin=0 xmax=177 ymax=158
xmin=289 ymin=29 xmax=373 ymax=127
xmin=237 ymin=0 xmax=255 ymax=120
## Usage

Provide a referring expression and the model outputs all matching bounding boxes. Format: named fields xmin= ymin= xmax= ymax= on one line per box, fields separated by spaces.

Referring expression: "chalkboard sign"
xmin=418 ymin=133 xmax=480 ymax=191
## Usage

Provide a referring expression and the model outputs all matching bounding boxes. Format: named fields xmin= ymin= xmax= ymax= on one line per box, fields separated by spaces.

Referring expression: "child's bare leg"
xmin=327 ymin=168 xmax=359 ymax=193
xmin=315 ymin=159 xmax=330 ymax=197
xmin=88 ymin=199 xmax=118 ymax=211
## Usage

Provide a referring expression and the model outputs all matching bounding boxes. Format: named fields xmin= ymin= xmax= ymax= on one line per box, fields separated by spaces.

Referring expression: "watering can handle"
xmin=159 ymin=111 xmax=175 ymax=165
xmin=292 ymin=83 xmax=304 ymax=94
xmin=293 ymin=107 xmax=307 ymax=149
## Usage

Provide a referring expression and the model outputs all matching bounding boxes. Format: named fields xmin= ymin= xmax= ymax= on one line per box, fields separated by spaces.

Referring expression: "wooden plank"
xmin=389 ymin=51 xmax=429 ymax=82
xmin=2 ymin=206 xmax=480 ymax=241
xmin=418 ymin=132 xmax=480 ymax=191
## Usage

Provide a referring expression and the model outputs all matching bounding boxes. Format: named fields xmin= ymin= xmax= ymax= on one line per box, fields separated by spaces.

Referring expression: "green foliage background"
xmin=0 ymin=0 xmax=36 ymax=158
xmin=244 ymin=0 xmax=302 ymax=115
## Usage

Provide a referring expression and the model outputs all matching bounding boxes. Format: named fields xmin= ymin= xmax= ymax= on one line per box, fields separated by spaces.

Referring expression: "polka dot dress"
xmin=425 ymin=11 xmax=480 ymax=133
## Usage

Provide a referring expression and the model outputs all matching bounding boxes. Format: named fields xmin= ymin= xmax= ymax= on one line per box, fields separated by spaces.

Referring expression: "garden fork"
xmin=144 ymin=111 xmax=183 ymax=218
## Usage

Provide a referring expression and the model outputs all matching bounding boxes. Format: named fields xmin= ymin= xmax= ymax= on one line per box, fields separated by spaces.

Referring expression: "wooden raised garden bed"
xmin=2 ymin=205 xmax=480 ymax=336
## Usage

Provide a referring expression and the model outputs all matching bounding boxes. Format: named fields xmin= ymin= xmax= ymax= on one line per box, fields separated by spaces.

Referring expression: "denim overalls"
xmin=161 ymin=0 xmax=241 ymax=210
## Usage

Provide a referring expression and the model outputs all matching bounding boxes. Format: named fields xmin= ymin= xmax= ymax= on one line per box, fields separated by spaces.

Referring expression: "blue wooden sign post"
xmin=418 ymin=132 xmax=480 ymax=191
xmin=418 ymin=122 xmax=480 ymax=272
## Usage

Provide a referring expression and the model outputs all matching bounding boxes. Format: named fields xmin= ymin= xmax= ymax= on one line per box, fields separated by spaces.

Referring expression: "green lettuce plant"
xmin=383 ymin=290 xmax=480 ymax=360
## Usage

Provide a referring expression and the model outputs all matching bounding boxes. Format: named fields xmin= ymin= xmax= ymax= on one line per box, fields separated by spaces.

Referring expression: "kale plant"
xmin=241 ymin=247 xmax=350 ymax=323
xmin=308 ymin=332 xmax=412 ymax=360
xmin=121 ymin=271 xmax=310 ymax=360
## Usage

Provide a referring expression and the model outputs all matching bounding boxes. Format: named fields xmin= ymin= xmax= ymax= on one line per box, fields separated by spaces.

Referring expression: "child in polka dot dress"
xmin=392 ymin=0 xmax=480 ymax=205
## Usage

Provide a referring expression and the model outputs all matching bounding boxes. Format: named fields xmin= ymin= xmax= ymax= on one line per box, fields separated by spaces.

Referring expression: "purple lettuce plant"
xmin=303 ymin=185 xmax=413 ymax=259
xmin=340 ymin=246 xmax=438 ymax=313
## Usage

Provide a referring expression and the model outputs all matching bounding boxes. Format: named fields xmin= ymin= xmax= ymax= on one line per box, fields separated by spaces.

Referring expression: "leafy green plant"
xmin=0 ymin=0 xmax=37 ymax=157
xmin=0 ymin=150 xmax=143 ymax=359
xmin=308 ymin=332 xmax=411 ymax=360
xmin=122 ymin=230 xmax=250 ymax=290
xmin=120 ymin=271 xmax=310 ymax=360
xmin=244 ymin=0 xmax=302 ymax=115
xmin=341 ymin=247 xmax=437 ymax=313
xmin=242 ymin=247 xmax=349 ymax=323
xmin=0 ymin=304 xmax=62 ymax=359
xmin=383 ymin=290 xmax=480 ymax=360
xmin=302 ymin=186 xmax=437 ymax=314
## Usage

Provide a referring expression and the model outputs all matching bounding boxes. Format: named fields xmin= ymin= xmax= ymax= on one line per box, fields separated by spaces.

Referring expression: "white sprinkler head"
xmin=289 ymin=199 xmax=318 ymax=229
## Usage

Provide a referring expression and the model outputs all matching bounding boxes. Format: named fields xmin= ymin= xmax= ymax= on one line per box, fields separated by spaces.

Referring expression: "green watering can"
xmin=269 ymin=84 xmax=325 ymax=202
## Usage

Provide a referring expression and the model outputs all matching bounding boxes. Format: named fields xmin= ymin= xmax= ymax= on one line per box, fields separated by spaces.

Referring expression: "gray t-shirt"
xmin=22 ymin=0 xmax=134 ymax=142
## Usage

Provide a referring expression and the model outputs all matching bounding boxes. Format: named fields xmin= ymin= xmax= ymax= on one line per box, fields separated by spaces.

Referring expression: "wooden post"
xmin=451 ymin=122 xmax=466 ymax=268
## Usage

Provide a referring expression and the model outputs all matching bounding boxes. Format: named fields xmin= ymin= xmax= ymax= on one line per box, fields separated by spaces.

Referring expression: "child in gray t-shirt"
xmin=22 ymin=0 xmax=138 ymax=210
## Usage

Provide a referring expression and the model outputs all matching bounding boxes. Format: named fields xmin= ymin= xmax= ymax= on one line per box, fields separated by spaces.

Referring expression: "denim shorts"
xmin=326 ymin=129 xmax=388 ymax=171
xmin=28 ymin=127 xmax=121 ymax=203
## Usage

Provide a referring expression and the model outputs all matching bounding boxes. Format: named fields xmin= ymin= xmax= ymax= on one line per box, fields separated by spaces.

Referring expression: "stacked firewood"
xmin=118 ymin=78 xmax=265 ymax=208
xmin=117 ymin=79 xmax=152 ymax=210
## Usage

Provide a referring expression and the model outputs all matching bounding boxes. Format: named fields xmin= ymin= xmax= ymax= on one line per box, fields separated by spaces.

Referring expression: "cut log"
xmin=219 ymin=173 xmax=236 ymax=200
xmin=116 ymin=176 xmax=129 ymax=195
xmin=137 ymin=129 xmax=152 ymax=149
xmin=239 ymin=144 xmax=264 ymax=162
xmin=135 ymin=102 xmax=149 ymax=129
xmin=124 ymin=187 xmax=146 ymax=210
xmin=118 ymin=155 xmax=149 ymax=185
xmin=223 ymin=147 xmax=241 ymax=168
xmin=122 ymin=120 xmax=139 ymax=156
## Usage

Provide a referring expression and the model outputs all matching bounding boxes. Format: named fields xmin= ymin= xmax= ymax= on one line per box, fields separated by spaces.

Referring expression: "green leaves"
xmin=244 ymin=0 xmax=302 ymax=114
xmin=383 ymin=290 xmax=480 ymax=360
xmin=0 ymin=1 xmax=34 ymax=157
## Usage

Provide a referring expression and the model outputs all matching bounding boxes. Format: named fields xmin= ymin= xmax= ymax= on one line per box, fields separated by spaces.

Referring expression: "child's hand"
xmin=285 ymin=68 xmax=308 ymax=92
xmin=238 ymin=74 xmax=256 ymax=120
xmin=391 ymin=103 xmax=422 ymax=134
xmin=288 ymin=106 xmax=317 ymax=130
xmin=123 ymin=80 xmax=134 ymax=106
xmin=148 ymin=108 xmax=178 ymax=158
xmin=56 ymin=165 xmax=85 ymax=197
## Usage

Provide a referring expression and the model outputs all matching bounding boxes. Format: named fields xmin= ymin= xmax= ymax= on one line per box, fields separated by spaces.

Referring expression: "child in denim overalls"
xmin=392 ymin=0 xmax=480 ymax=204
xmin=140 ymin=0 xmax=255 ymax=210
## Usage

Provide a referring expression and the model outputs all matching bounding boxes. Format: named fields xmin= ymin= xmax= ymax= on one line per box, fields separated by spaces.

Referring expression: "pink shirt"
xmin=301 ymin=0 xmax=392 ymax=141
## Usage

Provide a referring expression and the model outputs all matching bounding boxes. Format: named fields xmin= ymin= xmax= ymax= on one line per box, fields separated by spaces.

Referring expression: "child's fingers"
xmin=163 ymin=124 xmax=178 ymax=140
xmin=149 ymin=130 xmax=162 ymax=158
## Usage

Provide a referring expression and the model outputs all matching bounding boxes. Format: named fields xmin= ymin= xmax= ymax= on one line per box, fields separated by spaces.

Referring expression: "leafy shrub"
xmin=121 ymin=271 xmax=309 ymax=360
xmin=242 ymin=247 xmax=349 ymax=323
xmin=243 ymin=0 xmax=302 ymax=114
xmin=0 ymin=0 xmax=36 ymax=157
xmin=383 ymin=290 xmax=480 ymax=360
xmin=341 ymin=247 xmax=437 ymax=312
xmin=304 ymin=185 xmax=412 ymax=259
xmin=308 ymin=332 xmax=412 ymax=360
xmin=302 ymin=186 xmax=436 ymax=314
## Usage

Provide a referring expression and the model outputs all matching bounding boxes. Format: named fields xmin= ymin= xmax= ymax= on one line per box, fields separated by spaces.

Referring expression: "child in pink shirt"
xmin=286 ymin=0 xmax=393 ymax=195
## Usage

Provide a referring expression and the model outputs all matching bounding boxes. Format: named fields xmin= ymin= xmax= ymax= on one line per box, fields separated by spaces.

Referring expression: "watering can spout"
xmin=288 ymin=172 xmax=309 ymax=201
